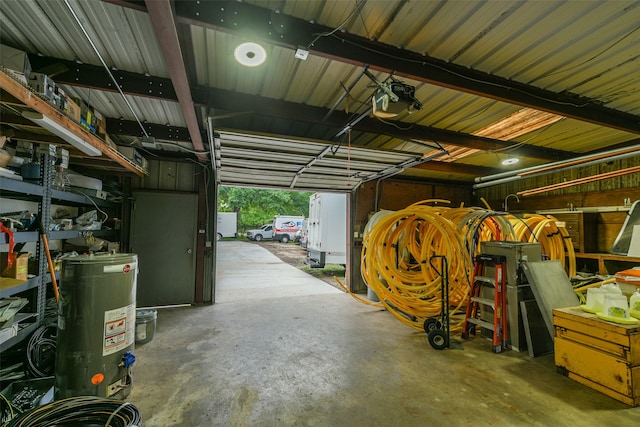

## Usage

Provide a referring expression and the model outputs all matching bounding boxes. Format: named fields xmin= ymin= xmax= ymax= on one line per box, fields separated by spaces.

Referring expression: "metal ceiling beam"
xmin=106 ymin=118 xmax=501 ymax=177
xmin=411 ymin=161 xmax=502 ymax=176
xmin=584 ymin=138 xmax=640 ymax=156
xmin=106 ymin=118 xmax=197 ymax=141
xmin=144 ymin=0 xmax=206 ymax=161
xmin=167 ymin=0 xmax=640 ymax=135
xmin=29 ymin=57 xmax=572 ymax=161
xmin=29 ymin=56 xmax=177 ymax=101
xmin=194 ymin=88 xmax=574 ymax=161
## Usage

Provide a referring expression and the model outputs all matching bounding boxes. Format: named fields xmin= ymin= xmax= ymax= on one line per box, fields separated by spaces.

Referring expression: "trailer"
xmin=306 ymin=193 xmax=347 ymax=268
xmin=216 ymin=212 xmax=238 ymax=240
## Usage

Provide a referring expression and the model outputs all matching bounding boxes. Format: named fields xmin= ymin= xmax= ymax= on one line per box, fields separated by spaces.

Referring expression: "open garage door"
xmin=214 ymin=130 xmax=444 ymax=192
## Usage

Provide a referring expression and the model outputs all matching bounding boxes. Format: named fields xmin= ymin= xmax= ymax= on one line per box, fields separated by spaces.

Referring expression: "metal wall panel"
xmin=134 ymin=159 xmax=198 ymax=192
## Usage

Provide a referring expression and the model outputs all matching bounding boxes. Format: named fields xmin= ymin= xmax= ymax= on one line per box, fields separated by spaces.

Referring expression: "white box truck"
xmin=272 ymin=215 xmax=305 ymax=243
xmin=306 ymin=193 xmax=347 ymax=268
xmin=216 ymin=212 xmax=237 ymax=240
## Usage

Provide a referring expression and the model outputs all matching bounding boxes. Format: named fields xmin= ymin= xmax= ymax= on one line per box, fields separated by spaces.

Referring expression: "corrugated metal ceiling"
xmin=0 ymin=0 xmax=638 ymax=190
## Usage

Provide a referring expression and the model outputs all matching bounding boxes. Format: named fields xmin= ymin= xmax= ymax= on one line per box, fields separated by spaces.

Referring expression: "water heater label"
xmin=103 ymin=303 xmax=135 ymax=356
xmin=103 ymin=261 xmax=138 ymax=274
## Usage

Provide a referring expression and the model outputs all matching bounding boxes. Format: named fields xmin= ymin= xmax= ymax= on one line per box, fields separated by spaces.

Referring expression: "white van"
xmin=272 ymin=215 xmax=305 ymax=243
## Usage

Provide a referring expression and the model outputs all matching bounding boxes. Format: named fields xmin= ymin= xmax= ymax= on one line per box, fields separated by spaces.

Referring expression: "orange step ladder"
xmin=461 ymin=254 xmax=509 ymax=353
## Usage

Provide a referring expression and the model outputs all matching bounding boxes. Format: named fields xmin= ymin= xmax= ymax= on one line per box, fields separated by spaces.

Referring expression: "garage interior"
xmin=1 ymin=0 xmax=640 ymax=425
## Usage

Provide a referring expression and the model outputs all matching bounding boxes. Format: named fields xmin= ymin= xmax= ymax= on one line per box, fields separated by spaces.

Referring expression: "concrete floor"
xmin=130 ymin=241 xmax=639 ymax=426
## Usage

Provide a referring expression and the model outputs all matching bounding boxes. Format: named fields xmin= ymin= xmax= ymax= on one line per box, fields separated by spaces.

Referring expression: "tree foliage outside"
xmin=218 ymin=186 xmax=312 ymax=231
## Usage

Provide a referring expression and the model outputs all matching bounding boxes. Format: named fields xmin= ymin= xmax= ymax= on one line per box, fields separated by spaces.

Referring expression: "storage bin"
xmin=554 ymin=306 xmax=640 ymax=406
xmin=135 ymin=309 xmax=157 ymax=344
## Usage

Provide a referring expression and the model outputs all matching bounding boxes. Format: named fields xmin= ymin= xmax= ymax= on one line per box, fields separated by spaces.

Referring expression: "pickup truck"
xmin=246 ymin=224 xmax=273 ymax=241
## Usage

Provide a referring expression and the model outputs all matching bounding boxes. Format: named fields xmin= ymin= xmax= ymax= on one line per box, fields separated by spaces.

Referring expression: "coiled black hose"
xmin=3 ymin=396 xmax=142 ymax=427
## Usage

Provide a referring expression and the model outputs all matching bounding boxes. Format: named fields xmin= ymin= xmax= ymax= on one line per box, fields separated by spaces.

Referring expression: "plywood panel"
xmin=580 ymin=164 xmax=600 ymax=193
xmin=621 ymin=157 xmax=640 ymax=189
xmin=599 ymin=160 xmax=621 ymax=191
xmin=434 ymin=185 xmax=473 ymax=207
xmin=599 ymin=212 xmax=627 ymax=252
xmin=479 ymin=181 xmax=640 ymax=212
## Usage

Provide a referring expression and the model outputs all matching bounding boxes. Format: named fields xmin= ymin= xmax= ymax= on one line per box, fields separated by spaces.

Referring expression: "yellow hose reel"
xmin=360 ymin=201 xmax=576 ymax=332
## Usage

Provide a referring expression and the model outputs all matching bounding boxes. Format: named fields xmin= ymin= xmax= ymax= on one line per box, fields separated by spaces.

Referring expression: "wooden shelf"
xmin=574 ymin=253 xmax=640 ymax=275
xmin=0 ymin=68 xmax=145 ymax=177
xmin=0 ymin=276 xmax=40 ymax=299
xmin=542 ymin=211 xmax=598 ymax=253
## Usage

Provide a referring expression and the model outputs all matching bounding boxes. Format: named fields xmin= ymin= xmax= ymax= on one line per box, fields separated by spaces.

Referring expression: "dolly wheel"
xmin=428 ymin=329 xmax=449 ymax=350
xmin=423 ymin=317 xmax=442 ymax=334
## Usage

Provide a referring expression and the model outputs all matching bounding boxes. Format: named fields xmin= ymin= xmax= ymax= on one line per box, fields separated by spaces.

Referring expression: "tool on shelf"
xmin=38 ymin=222 xmax=59 ymax=303
xmin=0 ymin=221 xmax=15 ymax=270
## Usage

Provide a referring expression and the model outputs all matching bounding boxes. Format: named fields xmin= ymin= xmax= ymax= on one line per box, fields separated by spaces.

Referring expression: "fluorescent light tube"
xmin=22 ymin=111 xmax=102 ymax=156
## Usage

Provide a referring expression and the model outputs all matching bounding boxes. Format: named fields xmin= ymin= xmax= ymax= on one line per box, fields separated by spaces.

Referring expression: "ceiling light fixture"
xmin=22 ymin=111 xmax=102 ymax=156
xmin=234 ymin=42 xmax=267 ymax=67
xmin=501 ymin=157 xmax=520 ymax=166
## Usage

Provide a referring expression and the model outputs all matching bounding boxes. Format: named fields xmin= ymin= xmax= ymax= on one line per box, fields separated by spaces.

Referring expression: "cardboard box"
xmin=95 ymin=110 xmax=106 ymax=136
xmin=0 ymin=252 xmax=30 ymax=280
xmin=0 ymin=44 xmax=32 ymax=79
xmin=117 ymin=146 xmax=145 ymax=167
xmin=66 ymin=97 xmax=81 ymax=123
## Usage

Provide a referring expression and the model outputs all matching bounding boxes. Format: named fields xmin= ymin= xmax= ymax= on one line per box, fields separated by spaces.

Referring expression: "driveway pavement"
xmin=215 ymin=240 xmax=341 ymax=303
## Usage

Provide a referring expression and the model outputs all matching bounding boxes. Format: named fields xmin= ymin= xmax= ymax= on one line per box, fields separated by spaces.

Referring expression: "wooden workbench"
xmin=573 ymin=252 xmax=640 ymax=275
xmin=553 ymin=306 xmax=640 ymax=406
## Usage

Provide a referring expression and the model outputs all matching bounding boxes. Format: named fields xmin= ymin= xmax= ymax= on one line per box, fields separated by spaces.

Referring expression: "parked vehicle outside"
xmin=246 ymin=224 xmax=273 ymax=241
xmin=295 ymin=219 xmax=308 ymax=248
xmin=306 ymin=193 xmax=347 ymax=267
xmin=273 ymin=215 xmax=305 ymax=243
xmin=216 ymin=212 xmax=238 ymax=240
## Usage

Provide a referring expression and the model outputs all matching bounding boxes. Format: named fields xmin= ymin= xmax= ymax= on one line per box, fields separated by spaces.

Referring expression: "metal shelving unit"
xmin=1 ymin=154 xmax=120 ymax=353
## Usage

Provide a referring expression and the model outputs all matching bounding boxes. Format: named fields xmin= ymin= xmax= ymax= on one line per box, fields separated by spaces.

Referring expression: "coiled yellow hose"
xmin=361 ymin=204 xmax=472 ymax=331
xmin=510 ymin=214 xmax=576 ymax=277
xmin=360 ymin=201 xmax=578 ymax=333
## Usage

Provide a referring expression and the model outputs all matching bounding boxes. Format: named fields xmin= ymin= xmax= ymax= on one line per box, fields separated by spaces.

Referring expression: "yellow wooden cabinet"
xmin=553 ymin=306 xmax=640 ymax=406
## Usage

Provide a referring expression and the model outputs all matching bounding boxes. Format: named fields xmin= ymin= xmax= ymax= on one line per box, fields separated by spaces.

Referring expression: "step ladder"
xmin=461 ymin=254 xmax=509 ymax=353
